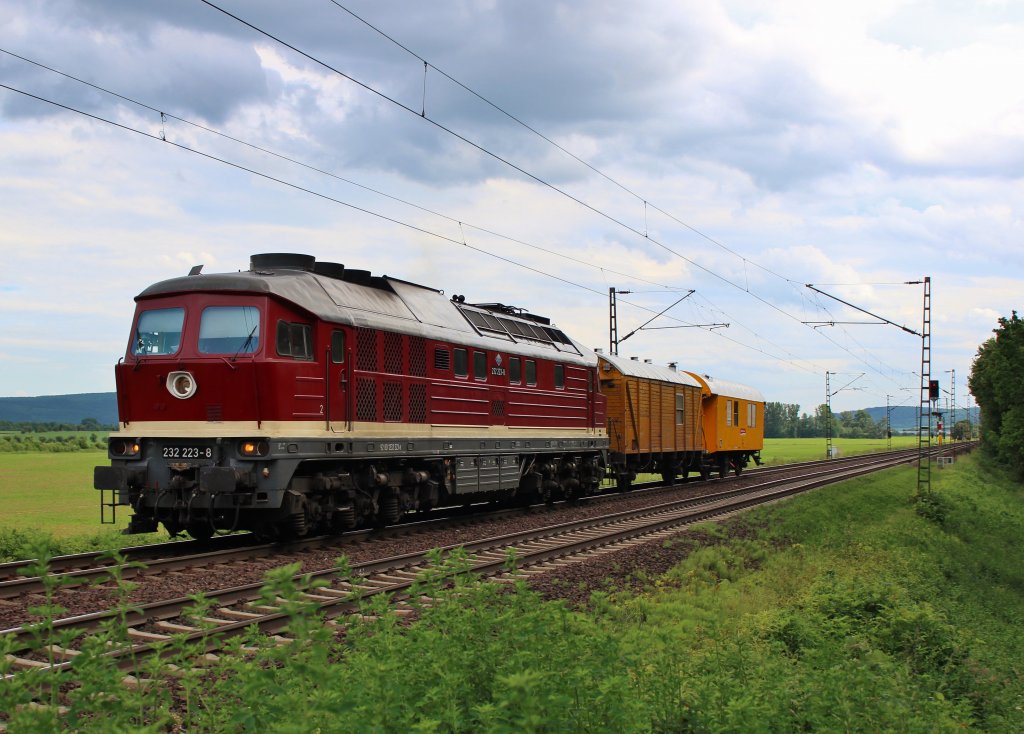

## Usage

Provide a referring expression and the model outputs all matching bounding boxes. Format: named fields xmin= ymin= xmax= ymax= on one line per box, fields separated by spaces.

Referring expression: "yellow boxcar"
xmin=685 ymin=372 xmax=764 ymax=477
xmin=598 ymin=354 xmax=703 ymax=488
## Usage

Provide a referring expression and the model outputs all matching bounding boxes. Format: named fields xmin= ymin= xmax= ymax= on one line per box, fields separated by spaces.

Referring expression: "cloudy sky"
xmin=1 ymin=0 xmax=1020 ymax=416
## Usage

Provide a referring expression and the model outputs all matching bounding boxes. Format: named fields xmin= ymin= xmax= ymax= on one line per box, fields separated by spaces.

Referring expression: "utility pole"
xmin=825 ymin=371 xmax=832 ymax=459
xmin=918 ymin=277 xmax=932 ymax=496
xmin=607 ymin=287 xmax=717 ymax=356
xmin=886 ymin=394 xmax=892 ymax=451
xmin=945 ymin=368 xmax=956 ymax=441
xmin=806 ymin=277 xmax=931 ymax=495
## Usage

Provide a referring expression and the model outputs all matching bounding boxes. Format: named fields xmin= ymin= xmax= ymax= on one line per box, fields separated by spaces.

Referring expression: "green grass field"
xmin=0 ymin=437 xmax=930 ymax=553
xmin=762 ymin=434 xmax=921 ymax=464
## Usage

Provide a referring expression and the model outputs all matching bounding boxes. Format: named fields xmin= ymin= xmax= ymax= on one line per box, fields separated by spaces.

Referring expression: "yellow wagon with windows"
xmin=685 ymin=372 xmax=764 ymax=478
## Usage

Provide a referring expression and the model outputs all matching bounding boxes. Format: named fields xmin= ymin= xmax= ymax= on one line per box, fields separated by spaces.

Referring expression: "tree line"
xmin=969 ymin=310 xmax=1024 ymax=478
xmin=0 ymin=418 xmax=114 ymax=433
xmin=764 ymin=402 xmax=972 ymax=440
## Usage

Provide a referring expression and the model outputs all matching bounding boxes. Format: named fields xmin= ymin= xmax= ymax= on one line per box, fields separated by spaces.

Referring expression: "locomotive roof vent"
xmin=313 ymin=261 xmax=346 ymax=280
xmin=668 ymin=361 xmax=677 ymax=371
xmin=250 ymin=253 xmax=316 ymax=272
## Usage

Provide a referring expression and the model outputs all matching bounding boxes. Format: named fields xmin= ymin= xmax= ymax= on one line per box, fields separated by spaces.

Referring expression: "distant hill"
xmin=862 ymin=405 xmax=979 ymax=432
xmin=0 ymin=392 xmax=118 ymax=425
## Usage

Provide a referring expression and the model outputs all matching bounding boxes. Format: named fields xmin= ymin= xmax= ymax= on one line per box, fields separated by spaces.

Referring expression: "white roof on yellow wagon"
xmin=597 ymin=353 xmax=702 ymax=387
xmin=684 ymin=372 xmax=764 ymax=403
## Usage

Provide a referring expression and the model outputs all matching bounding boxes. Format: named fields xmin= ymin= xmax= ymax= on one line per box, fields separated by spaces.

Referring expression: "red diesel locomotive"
xmin=95 ymin=254 xmax=608 ymax=539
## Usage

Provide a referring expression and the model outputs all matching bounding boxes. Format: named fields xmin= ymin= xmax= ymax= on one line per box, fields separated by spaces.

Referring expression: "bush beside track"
xmin=2 ymin=451 xmax=1021 ymax=732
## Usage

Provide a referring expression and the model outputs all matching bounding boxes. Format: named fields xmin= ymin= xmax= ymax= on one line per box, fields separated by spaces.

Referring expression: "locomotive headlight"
xmin=240 ymin=439 xmax=270 ymax=457
xmin=109 ymin=438 xmax=141 ymax=457
xmin=166 ymin=371 xmax=197 ymax=399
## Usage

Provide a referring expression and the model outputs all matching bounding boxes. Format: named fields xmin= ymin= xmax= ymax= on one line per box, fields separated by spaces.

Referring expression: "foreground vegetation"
xmin=2 ymin=450 xmax=1020 ymax=732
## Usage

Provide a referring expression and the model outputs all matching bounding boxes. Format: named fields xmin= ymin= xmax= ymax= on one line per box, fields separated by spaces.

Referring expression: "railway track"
xmin=0 ymin=443 xmax=967 ymax=604
xmin=2 ymin=441 xmax=973 ymax=679
xmin=0 ymin=442 xmax=945 ymax=590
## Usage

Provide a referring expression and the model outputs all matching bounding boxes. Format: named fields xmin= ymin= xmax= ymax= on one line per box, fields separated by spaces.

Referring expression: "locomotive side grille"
xmin=356 ymin=377 xmax=377 ymax=422
xmin=384 ymin=332 xmax=403 ymax=374
xmin=434 ymin=347 xmax=450 ymax=371
xmin=409 ymin=383 xmax=427 ymax=423
xmin=383 ymin=380 xmax=403 ymax=422
xmin=357 ymin=328 xmax=378 ymax=371
xmin=206 ymin=404 xmax=223 ymax=422
xmin=409 ymin=336 xmax=427 ymax=377
xmin=491 ymin=400 xmax=505 ymax=417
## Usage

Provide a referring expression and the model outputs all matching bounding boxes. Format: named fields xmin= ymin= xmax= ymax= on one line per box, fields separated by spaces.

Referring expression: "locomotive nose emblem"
xmin=495 ymin=354 xmax=503 ymax=366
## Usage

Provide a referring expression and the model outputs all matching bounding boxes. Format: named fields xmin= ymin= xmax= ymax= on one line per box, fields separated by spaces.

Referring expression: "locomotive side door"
xmin=328 ymin=329 xmax=350 ymax=429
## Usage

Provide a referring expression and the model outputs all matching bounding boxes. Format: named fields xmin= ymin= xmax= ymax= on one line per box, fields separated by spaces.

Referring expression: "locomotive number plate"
xmin=162 ymin=446 xmax=214 ymax=460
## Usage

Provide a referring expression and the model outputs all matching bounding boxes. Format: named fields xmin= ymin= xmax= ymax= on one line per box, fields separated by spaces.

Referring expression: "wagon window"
xmin=510 ymin=357 xmax=521 ymax=384
xmin=733 ymin=400 xmax=740 ymax=427
xmin=276 ymin=320 xmax=313 ymax=360
xmin=525 ymin=359 xmax=537 ymax=386
xmin=132 ymin=307 xmax=184 ymax=356
xmin=474 ymin=351 xmax=487 ymax=380
xmin=748 ymin=402 xmax=756 ymax=428
xmin=726 ymin=400 xmax=733 ymax=426
xmin=454 ymin=348 xmax=468 ymax=378
xmin=198 ymin=306 xmax=261 ymax=355
xmin=554 ymin=364 xmax=564 ymax=389
xmin=331 ymin=331 xmax=345 ymax=364
xmin=676 ymin=393 xmax=685 ymax=425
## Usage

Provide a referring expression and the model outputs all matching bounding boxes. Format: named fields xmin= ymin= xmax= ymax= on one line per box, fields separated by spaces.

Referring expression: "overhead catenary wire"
xmin=0 ymin=79 xmax=826 ymax=373
xmin=0 ymin=47 xmax=831 ymax=375
xmin=197 ymin=0 xmax=920 ymax=383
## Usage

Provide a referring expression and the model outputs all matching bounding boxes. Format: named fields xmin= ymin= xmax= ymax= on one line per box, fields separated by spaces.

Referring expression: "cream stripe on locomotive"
xmin=109 ymin=420 xmax=608 ymax=441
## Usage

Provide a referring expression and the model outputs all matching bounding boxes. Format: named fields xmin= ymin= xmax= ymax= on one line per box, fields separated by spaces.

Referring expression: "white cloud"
xmin=0 ymin=0 xmax=1020 ymax=412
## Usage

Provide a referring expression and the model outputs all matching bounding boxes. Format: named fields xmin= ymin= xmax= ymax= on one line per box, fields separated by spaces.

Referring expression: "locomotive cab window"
xmin=554 ymin=364 xmax=564 ymax=389
xmin=525 ymin=359 xmax=537 ymax=386
xmin=276 ymin=320 xmax=313 ymax=360
xmin=454 ymin=348 xmax=468 ymax=378
xmin=474 ymin=351 xmax=487 ymax=380
xmin=132 ymin=307 xmax=184 ymax=356
xmin=199 ymin=306 xmax=261 ymax=355
xmin=510 ymin=356 xmax=521 ymax=384
xmin=330 ymin=331 xmax=345 ymax=364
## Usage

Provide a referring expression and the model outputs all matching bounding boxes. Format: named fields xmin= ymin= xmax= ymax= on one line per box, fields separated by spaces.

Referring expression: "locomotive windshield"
xmin=198 ymin=305 xmax=261 ymax=354
xmin=132 ymin=307 xmax=184 ymax=356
